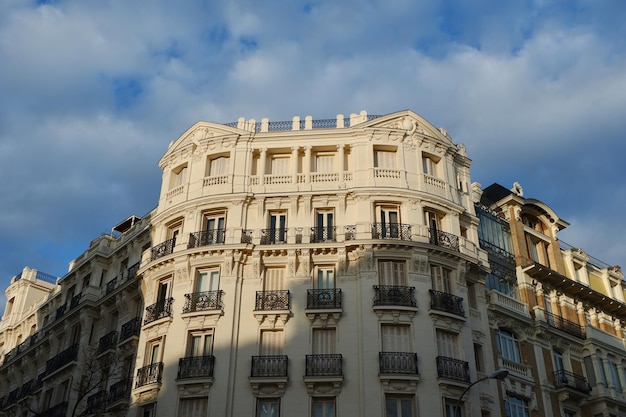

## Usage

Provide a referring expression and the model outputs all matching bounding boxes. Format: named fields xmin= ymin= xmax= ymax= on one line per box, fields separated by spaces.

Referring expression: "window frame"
xmin=496 ymin=329 xmax=522 ymax=363
xmin=257 ymin=398 xmax=281 ymax=417
xmin=384 ymin=394 xmax=415 ymax=417
xmin=378 ymin=260 xmax=407 ymax=286
xmin=311 ymin=397 xmax=336 ymax=417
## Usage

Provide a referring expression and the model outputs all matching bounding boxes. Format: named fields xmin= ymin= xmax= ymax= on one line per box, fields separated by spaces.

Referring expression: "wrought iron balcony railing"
xmin=40 ymin=401 xmax=68 ymax=417
xmin=98 ymin=331 xmax=118 ymax=354
xmin=379 ymin=352 xmax=419 ymax=375
xmin=45 ymin=344 xmax=79 ymax=376
xmin=135 ymin=362 xmax=164 ymax=388
xmin=188 ymin=229 xmax=226 ymax=248
xmin=307 ymin=289 xmax=342 ymax=309
xmin=255 ymin=290 xmax=290 ymax=310
xmin=250 ymin=355 xmax=288 ymax=377
xmin=86 ymin=390 xmax=107 ymax=414
xmin=241 ymin=229 xmax=253 ymax=244
xmin=310 ymin=226 xmax=336 ymax=243
xmin=260 ymin=228 xmax=288 ymax=244
xmin=119 ymin=317 xmax=141 ymax=342
xmin=151 ymin=238 xmax=176 ymax=261
xmin=183 ymin=290 xmax=224 ymax=313
xmin=106 ymin=278 xmax=118 ymax=294
xmin=373 ymin=285 xmax=417 ymax=307
xmin=344 ymin=225 xmax=356 ymax=241
xmin=372 ymin=223 xmax=411 ymax=240
xmin=70 ymin=294 xmax=81 ymax=309
xmin=436 ymin=356 xmax=470 ymax=382
xmin=107 ymin=378 xmax=131 ymax=404
xmin=553 ymin=369 xmax=592 ymax=394
xmin=429 ymin=290 xmax=465 ymax=317
xmin=55 ymin=304 xmax=67 ymax=321
xmin=429 ymin=228 xmax=460 ymax=251
xmin=178 ymin=355 xmax=216 ymax=379
xmin=144 ymin=298 xmax=174 ymax=325
xmin=127 ymin=261 xmax=140 ymax=279
xmin=305 ymin=354 xmax=343 ymax=377
xmin=544 ymin=310 xmax=586 ymax=339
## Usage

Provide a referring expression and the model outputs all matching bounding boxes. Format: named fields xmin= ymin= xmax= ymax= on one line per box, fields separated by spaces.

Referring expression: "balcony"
xmin=553 ymin=369 xmax=591 ymax=394
xmin=241 ymin=229 xmax=253 ymax=244
xmin=379 ymin=352 xmax=419 ymax=375
xmin=150 ymin=238 xmax=175 ymax=261
xmin=69 ymin=293 xmax=81 ymax=309
xmin=373 ymin=285 xmax=417 ymax=308
xmin=436 ymin=356 xmax=470 ymax=382
xmin=54 ymin=304 xmax=67 ymax=321
xmin=45 ymin=344 xmax=78 ymax=376
xmin=178 ymin=355 xmax=215 ymax=379
xmin=305 ymin=354 xmax=342 ymax=377
xmin=188 ymin=229 xmax=225 ymax=248
xmin=86 ymin=390 xmax=107 ymax=414
xmin=39 ymin=401 xmax=68 ymax=417
xmin=119 ymin=317 xmax=141 ymax=342
xmin=144 ymin=298 xmax=174 ymax=325
xmin=307 ymin=289 xmax=342 ymax=310
xmin=135 ymin=362 xmax=164 ymax=388
xmin=106 ymin=278 xmax=118 ymax=295
xmin=372 ymin=223 xmax=411 ymax=241
xmin=310 ymin=226 xmax=336 ymax=243
xmin=250 ymin=355 xmax=288 ymax=377
xmin=429 ymin=228 xmax=460 ymax=251
xmin=98 ymin=331 xmax=118 ymax=354
xmin=107 ymin=378 xmax=131 ymax=408
xmin=344 ymin=225 xmax=356 ymax=241
xmin=260 ymin=228 xmax=288 ymax=244
xmin=183 ymin=290 xmax=224 ymax=313
xmin=255 ymin=290 xmax=290 ymax=311
xmin=429 ymin=290 xmax=465 ymax=317
xmin=544 ymin=310 xmax=586 ymax=339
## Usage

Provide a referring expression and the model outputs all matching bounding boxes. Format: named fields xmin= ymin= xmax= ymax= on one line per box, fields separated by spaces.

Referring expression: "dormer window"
xmin=170 ymin=164 xmax=188 ymax=189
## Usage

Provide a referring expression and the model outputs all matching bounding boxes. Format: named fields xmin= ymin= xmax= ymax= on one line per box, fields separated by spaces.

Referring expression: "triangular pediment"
xmin=358 ymin=110 xmax=454 ymax=145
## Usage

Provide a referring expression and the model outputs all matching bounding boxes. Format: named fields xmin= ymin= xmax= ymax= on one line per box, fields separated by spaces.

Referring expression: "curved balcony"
xmin=429 ymin=290 xmax=465 ymax=317
xmin=372 ymin=223 xmax=411 ymax=241
xmin=144 ymin=298 xmax=174 ymax=325
xmin=135 ymin=362 xmax=164 ymax=388
xmin=151 ymin=238 xmax=175 ymax=261
xmin=188 ymin=229 xmax=225 ymax=248
xmin=436 ymin=356 xmax=470 ymax=382
xmin=310 ymin=226 xmax=336 ymax=243
xmin=373 ymin=285 xmax=417 ymax=308
xmin=183 ymin=290 xmax=224 ymax=313
xmin=553 ymin=369 xmax=591 ymax=394
xmin=429 ymin=228 xmax=459 ymax=251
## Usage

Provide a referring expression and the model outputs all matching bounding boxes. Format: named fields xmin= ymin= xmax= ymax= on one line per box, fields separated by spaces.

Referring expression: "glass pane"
xmin=400 ymin=399 xmax=412 ymax=417
xmin=386 ymin=398 xmax=398 ymax=417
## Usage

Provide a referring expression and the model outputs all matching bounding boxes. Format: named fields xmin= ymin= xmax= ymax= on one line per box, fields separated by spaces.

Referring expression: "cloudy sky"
xmin=1 ymin=0 xmax=625 ymax=310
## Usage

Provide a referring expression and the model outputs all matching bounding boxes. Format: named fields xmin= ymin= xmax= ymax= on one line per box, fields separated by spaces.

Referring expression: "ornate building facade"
xmin=0 ymin=109 xmax=624 ymax=417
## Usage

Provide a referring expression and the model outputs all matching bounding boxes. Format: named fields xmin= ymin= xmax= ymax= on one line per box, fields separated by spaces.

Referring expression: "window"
xmin=257 ymin=398 xmax=280 ymax=417
xmin=188 ymin=330 xmax=213 ymax=357
xmin=312 ymin=328 xmax=336 ymax=355
xmin=264 ymin=267 xmax=285 ymax=291
xmin=146 ymin=339 xmax=162 ymax=366
xmin=422 ymin=153 xmax=439 ymax=176
xmin=609 ymin=358 xmax=622 ymax=391
xmin=444 ymin=399 xmax=462 ymax=417
xmin=271 ymin=154 xmax=290 ymax=174
xmin=203 ymin=212 xmax=226 ymax=244
xmin=474 ymin=344 xmax=484 ymax=373
xmin=378 ymin=260 xmax=407 ymax=286
xmin=375 ymin=149 xmax=397 ymax=169
xmin=431 ymin=265 xmax=453 ymax=294
xmin=553 ymin=350 xmax=564 ymax=373
xmin=312 ymin=398 xmax=335 ymax=417
xmin=140 ymin=403 xmax=155 ymax=417
xmin=168 ymin=220 xmax=183 ymax=244
xmin=496 ymin=329 xmax=521 ymax=362
xmin=436 ymin=330 xmax=458 ymax=359
xmin=196 ymin=269 xmax=220 ymax=293
xmin=381 ymin=324 xmax=411 ymax=352
xmin=315 ymin=153 xmax=335 ymax=173
xmin=425 ymin=209 xmax=443 ymax=232
xmin=170 ymin=164 xmax=188 ymax=188
xmin=505 ymin=396 xmax=530 ymax=417
xmin=385 ymin=395 xmax=415 ymax=417
xmin=315 ymin=267 xmax=335 ymax=290
xmin=266 ymin=212 xmax=287 ymax=243
xmin=156 ymin=279 xmax=172 ymax=307
xmin=375 ymin=204 xmax=401 ymax=238
xmin=179 ymin=398 xmax=208 ymax=417
xmin=207 ymin=154 xmax=230 ymax=176
xmin=260 ymin=330 xmax=284 ymax=356
xmin=314 ymin=209 xmax=334 ymax=242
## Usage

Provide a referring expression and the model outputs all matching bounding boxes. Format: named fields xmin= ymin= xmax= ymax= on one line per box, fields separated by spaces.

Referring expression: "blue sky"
xmin=1 ymin=0 xmax=626 ymax=311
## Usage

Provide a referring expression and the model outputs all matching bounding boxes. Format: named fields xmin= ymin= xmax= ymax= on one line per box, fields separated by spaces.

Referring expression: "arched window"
xmin=496 ymin=329 xmax=521 ymax=363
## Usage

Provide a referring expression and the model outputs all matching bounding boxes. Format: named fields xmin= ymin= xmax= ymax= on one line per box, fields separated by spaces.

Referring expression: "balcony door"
xmin=316 ymin=267 xmax=335 ymax=290
xmin=269 ymin=212 xmax=287 ymax=243
xmin=377 ymin=206 xmax=399 ymax=238
xmin=260 ymin=330 xmax=284 ymax=356
xmin=189 ymin=332 xmax=213 ymax=357
xmin=381 ymin=324 xmax=410 ymax=352
xmin=312 ymin=328 xmax=336 ymax=355
xmin=197 ymin=270 xmax=220 ymax=293
xmin=205 ymin=214 xmax=225 ymax=244
xmin=316 ymin=210 xmax=334 ymax=241
xmin=378 ymin=260 xmax=407 ymax=286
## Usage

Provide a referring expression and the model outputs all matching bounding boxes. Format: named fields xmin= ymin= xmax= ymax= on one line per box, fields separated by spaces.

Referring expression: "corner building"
xmin=131 ymin=110 xmax=498 ymax=417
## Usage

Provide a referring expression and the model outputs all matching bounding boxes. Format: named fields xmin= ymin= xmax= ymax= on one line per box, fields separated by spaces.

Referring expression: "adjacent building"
xmin=0 ymin=109 xmax=624 ymax=417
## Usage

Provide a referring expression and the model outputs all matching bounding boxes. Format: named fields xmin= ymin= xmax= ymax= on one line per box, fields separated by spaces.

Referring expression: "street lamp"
xmin=456 ymin=368 xmax=508 ymax=414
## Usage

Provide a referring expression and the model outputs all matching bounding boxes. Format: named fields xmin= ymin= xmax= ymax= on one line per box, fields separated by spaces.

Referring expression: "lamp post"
xmin=456 ymin=368 xmax=508 ymax=415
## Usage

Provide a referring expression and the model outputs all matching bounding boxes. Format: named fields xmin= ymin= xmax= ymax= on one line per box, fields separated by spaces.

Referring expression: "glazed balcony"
xmin=135 ymin=362 xmax=164 ymax=388
xmin=119 ymin=317 xmax=141 ymax=342
xmin=97 ymin=331 xmax=117 ymax=354
xmin=260 ymin=228 xmax=288 ymax=244
xmin=45 ymin=344 xmax=78 ymax=376
xmin=429 ymin=290 xmax=465 ymax=317
xmin=436 ymin=356 xmax=470 ymax=382
xmin=188 ymin=229 xmax=225 ymax=248
xmin=544 ymin=310 xmax=586 ymax=339
xmin=373 ymin=285 xmax=417 ymax=308
xmin=310 ymin=226 xmax=336 ymax=243
xmin=306 ymin=289 xmax=342 ymax=310
xmin=150 ymin=238 xmax=175 ymax=261
xmin=250 ymin=355 xmax=288 ymax=377
xmin=553 ymin=369 xmax=591 ymax=394
xmin=182 ymin=290 xmax=224 ymax=313
xmin=379 ymin=352 xmax=419 ymax=375
xmin=305 ymin=354 xmax=343 ymax=377
xmin=371 ymin=223 xmax=411 ymax=241
xmin=429 ymin=228 xmax=460 ymax=251
xmin=144 ymin=298 xmax=174 ymax=325
xmin=178 ymin=355 xmax=215 ymax=379
xmin=255 ymin=290 xmax=290 ymax=311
